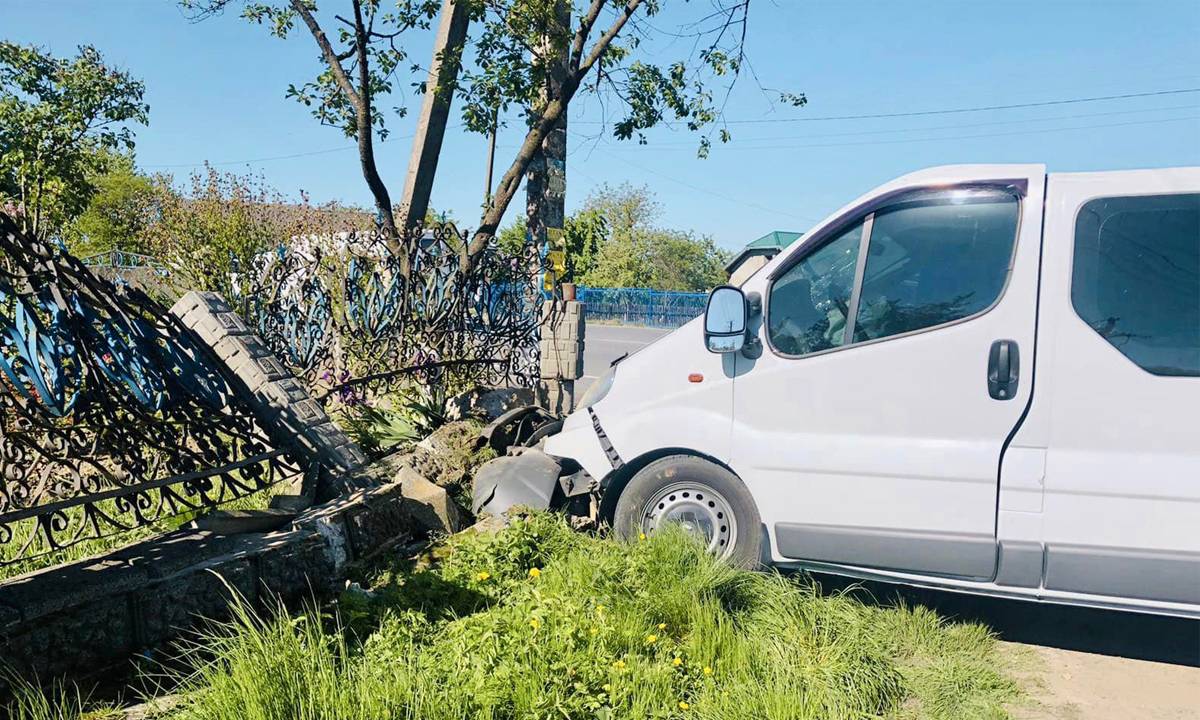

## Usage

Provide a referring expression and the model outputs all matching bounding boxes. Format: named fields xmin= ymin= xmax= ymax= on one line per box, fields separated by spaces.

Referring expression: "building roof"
xmin=725 ymin=230 xmax=803 ymax=273
xmin=745 ymin=230 xmax=803 ymax=251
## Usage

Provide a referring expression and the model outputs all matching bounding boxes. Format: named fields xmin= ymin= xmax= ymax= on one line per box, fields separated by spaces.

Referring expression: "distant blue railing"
xmin=576 ymin=286 xmax=708 ymax=328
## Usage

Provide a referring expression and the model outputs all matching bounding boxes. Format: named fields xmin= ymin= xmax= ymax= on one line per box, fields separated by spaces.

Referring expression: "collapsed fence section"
xmin=576 ymin=286 xmax=707 ymax=328
xmin=0 ymin=215 xmax=304 ymax=573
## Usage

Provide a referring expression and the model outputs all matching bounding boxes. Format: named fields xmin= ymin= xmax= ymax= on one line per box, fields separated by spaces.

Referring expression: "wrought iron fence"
xmin=232 ymin=224 xmax=543 ymax=401
xmin=576 ymin=286 xmax=708 ymax=328
xmin=0 ymin=214 xmax=302 ymax=569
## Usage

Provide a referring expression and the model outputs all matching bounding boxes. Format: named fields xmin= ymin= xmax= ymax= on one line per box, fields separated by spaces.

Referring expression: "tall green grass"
xmin=9 ymin=512 xmax=1020 ymax=719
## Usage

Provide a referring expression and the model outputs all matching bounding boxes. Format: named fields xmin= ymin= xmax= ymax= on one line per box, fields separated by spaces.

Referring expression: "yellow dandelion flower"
xmin=596 ymin=604 xmax=606 ymax=613
xmin=638 ymin=532 xmax=647 ymax=541
xmin=657 ymin=623 xmax=666 ymax=630
xmin=645 ymin=634 xmax=658 ymax=644
xmin=528 ymin=567 xmax=541 ymax=579
xmin=672 ymin=657 xmax=683 ymax=667
xmin=590 ymin=627 xmax=599 ymax=636
xmin=612 ymin=659 xmax=626 ymax=669
xmin=529 ymin=618 xmax=540 ymax=630
xmin=703 ymin=666 xmax=713 ymax=676
xmin=602 ymin=684 xmax=611 ymax=692
xmin=679 ymin=701 xmax=690 ymax=711
xmin=476 ymin=571 xmax=490 ymax=582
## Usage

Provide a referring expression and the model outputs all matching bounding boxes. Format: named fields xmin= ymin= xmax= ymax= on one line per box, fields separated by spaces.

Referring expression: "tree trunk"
xmin=396 ymin=0 xmax=471 ymax=239
xmin=525 ymin=0 xmax=571 ymax=292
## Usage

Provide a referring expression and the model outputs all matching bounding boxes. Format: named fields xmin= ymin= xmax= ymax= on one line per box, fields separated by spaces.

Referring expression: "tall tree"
xmin=187 ymin=1 xmax=800 ymax=272
xmin=186 ymin=0 xmax=441 ymax=257
xmin=63 ymin=153 xmax=157 ymax=257
xmin=0 ymin=42 xmax=148 ymax=239
xmin=457 ymin=0 xmax=791 ymax=272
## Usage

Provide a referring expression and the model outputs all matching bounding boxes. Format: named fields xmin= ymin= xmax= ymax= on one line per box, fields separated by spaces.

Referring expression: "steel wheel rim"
xmin=640 ymin=481 xmax=738 ymax=558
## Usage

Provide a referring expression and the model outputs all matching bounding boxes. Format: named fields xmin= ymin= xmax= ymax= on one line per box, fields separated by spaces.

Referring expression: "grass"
xmin=7 ymin=512 xmax=1021 ymax=719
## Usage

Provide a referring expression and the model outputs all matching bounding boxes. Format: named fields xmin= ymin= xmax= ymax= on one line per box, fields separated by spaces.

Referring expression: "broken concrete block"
xmin=269 ymin=494 xmax=315 ymax=513
xmin=397 ymin=466 xmax=462 ymax=536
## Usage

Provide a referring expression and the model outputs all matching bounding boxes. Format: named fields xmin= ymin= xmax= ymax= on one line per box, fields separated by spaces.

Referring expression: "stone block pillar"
xmin=538 ymin=299 xmax=585 ymax=415
xmin=169 ymin=291 xmax=369 ymax=500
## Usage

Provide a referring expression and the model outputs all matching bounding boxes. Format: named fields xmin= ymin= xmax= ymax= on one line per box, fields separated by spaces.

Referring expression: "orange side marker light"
xmin=688 ymin=373 xmax=704 ymax=383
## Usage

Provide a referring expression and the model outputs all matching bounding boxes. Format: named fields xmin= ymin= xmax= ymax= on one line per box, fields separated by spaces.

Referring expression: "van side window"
xmin=1072 ymin=193 xmax=1200 ymax=377
xmin=852 ymin=193 xmax=1020 ymax=342
xmin=768 ymin=222 xmax=862 ymax=355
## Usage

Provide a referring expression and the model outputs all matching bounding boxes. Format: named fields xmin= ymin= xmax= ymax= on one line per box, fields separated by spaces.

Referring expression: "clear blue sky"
xmin=5 ymin=0 xmax=1199 ymax=251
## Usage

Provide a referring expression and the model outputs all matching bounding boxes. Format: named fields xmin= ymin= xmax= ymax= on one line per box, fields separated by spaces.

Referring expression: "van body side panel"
xmin=729 ymin=164 xmax=1047 ymax=577
xmin=1035 ymin=168 xmax=1200 ymax=608
xmin=775 ymin=522 xmax=997 ymax=577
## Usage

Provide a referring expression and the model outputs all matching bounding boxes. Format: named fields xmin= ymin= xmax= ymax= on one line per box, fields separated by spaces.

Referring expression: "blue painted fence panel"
xmin=576 ymin=286 xmax=708 ymax=329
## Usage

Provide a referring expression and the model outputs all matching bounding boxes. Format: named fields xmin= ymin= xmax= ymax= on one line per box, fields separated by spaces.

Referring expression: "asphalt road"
xmin=577 ymin=322 xmax=672 ymax=396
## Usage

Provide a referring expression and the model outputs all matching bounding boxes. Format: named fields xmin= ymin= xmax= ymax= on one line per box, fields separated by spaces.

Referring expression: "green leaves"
xmin=568 ymin=184 xmax=729 ymax=292
xmin=0 ymin=42 xmax=148 ymax=239
xmin=61 ymin=152 xmax=156 ymax=257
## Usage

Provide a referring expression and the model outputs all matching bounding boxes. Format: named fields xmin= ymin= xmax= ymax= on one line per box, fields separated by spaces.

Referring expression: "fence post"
xmin=538 ymin=297 xmax=585 ymax=415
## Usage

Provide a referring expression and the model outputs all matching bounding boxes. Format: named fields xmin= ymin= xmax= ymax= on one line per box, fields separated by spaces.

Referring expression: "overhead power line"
xmin=145 ymin=89 xmax=1199 ymax=170
xmin=144 ymin=126 xmax=463 ymax=170
xmin=573 ymin=87 xmax=1200 ymax=126
xmin=598 ymin=114 xmax=1200 ymax=153
xmin=634 ymin=104 xmax=1200 ymax=146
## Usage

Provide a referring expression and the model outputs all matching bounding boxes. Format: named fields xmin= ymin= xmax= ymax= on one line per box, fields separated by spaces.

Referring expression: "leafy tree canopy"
xmin=181 ymin=0 xmax=800 ymax=264
xmin=0 ymin=42 xmax=148 ymax=239
xmin=143 ymin=165 xmax=374 ymax=299
xmin=500 ymin=183 xmax=728 ymax=292
xmin=63 ymin=152 xmax=157 ymax=257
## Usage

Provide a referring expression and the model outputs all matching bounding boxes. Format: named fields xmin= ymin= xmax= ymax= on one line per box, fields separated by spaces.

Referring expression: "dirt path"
xmin=1006 ymin=642 xmax=1200 ymax=720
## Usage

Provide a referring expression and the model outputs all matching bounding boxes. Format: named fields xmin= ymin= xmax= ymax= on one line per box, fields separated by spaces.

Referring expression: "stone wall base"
xmin=0 ymin=456 xmax=414 ymax=693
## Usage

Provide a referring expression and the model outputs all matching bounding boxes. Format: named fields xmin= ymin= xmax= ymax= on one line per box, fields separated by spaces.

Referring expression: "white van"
xmin=483 ymin=165 xmax=1200 ymax=619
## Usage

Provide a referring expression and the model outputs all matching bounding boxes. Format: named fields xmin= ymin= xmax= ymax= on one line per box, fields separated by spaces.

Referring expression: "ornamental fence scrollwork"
xmin=232 ymin=224 xmax=543 ymax=401
xmin=0 ymin=213 xmax=303 ymax=570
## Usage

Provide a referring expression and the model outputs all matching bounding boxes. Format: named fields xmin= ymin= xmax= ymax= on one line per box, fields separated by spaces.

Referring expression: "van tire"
xmin=613 ymin=455 xmax=762 ymax=568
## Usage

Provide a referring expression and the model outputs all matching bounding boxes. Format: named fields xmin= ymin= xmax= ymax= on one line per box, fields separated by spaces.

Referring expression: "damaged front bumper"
xmin=472 ymin=403 xmax=623 ymax=519
xmin=471 ymin=447 xmax=599 ymax=518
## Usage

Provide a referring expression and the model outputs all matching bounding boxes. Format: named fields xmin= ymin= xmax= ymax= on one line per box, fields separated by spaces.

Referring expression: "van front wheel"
xmin=613 ymin=455 xmax=762 ymax=568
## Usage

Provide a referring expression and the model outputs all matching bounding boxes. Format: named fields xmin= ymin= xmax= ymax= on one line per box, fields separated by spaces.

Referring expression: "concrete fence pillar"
xmin=169 ymin=291 xmax=369 ymax=500
xmin=538 ymin=299 xmax=585 ymax=415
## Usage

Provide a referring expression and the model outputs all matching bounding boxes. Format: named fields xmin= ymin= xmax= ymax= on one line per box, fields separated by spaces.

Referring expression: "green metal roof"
xmin=725 ymin=230 xmax=804 ymax=274
xmin=745 ymin=230 xmax=802 ymax=251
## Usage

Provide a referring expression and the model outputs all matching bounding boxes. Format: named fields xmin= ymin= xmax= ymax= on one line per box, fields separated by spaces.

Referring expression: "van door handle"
xmin=987 ymin=339 xmax=1020 ymax=401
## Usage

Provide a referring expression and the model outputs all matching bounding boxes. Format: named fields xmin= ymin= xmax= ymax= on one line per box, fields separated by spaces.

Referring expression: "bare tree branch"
xmin=289 ymin=0 xmax=362 ymax=108
xmin=570 ymin=0 xmax=606 ymax=72
xmin=288 ymin=0 xmax=399 ymax=250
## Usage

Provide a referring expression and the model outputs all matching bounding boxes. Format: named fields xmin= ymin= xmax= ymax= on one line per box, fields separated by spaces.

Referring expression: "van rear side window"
xmin=1072 ymin=193 xmax=1200 ymax=377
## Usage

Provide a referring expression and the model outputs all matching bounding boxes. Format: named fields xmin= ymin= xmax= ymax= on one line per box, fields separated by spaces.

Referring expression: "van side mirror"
xmin=704 ymin=286 xmax=747 ymax=353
